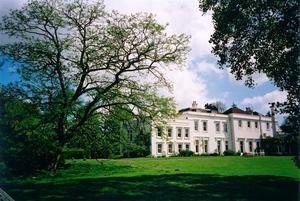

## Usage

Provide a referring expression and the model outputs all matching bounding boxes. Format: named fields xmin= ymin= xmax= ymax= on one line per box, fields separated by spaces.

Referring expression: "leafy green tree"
xmin=0 ymin=0 xmax=188 ymax=171
xmin=198 ymin=0 xmax=300 ymax=136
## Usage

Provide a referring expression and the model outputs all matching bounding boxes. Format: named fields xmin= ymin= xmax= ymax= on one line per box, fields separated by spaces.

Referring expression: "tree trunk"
xmin=52 ymin=144 xmax=66 ymax=172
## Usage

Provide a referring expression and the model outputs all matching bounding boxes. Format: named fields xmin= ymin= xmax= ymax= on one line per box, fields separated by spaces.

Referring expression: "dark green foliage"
xmin=63 ymin=148 xmax=88 ymax=160
xmin=178 ymin=150 xmax=194 ymax=157
xmin=0 ymin=87 xmax=60 ymax=174
xmin=223 ymin=150 xmax=236 ymax=156
xmin=199 ymin=0 xmax=300 ymax=138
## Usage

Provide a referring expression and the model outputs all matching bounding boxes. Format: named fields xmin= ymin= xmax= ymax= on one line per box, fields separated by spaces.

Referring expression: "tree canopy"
xmin=0 ymin=0 xmax=189 ymax=171
xmin=199 ymin=0 xmax=300 ymax=135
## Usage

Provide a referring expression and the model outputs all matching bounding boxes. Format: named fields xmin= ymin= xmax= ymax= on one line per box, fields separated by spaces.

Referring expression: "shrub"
xmin=178 ymin=150 xmax=194 ymax=157
xmin=223 ymin=150 xmax=235 ymax=156
xmin=209 ymin=153 xmax=219 ymax=156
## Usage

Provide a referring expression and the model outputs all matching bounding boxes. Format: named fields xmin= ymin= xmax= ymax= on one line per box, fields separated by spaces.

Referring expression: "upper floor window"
xmin=177 ymin=128 xmax=182 ymax=138
xmin=266 ymin=122 xmax=270 ymax=130
xmin=247 ymin=121 xmax=251 ymax=128
xmin=157 ymin=127 xmax=162 ymax=137
xmin=185 ymin=128 xmax=189 ymax=138
xmin=203 ymin=121 xmax=208 ymax=131
xmin=238 ymin=120 xmax=242 ymax=127
xmin=167 ymin=127 xmax=172 ymax=137
xmin=223 ymin=122 xmax=228 ymax=132
xmin=255 ymin=121 xmax=258 ymax=128
xmin=194 ymin=120 xmax=199 ymax=131
xmin=215 ymin=122 xmax=220 ymax=132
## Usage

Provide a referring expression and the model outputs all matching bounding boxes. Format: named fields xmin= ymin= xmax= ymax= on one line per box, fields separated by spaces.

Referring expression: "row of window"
xmin=157 ymin=143 xmax=190 ymax=154
xmin=157 ymin=127 xmax=190 ymax=138
xmin=194 ymin=120 xmax=228 ymax=133
xmin=239 ymin=141 xmax=260 ymax=152
xmin=238 ymin=120 xmax=270 ymax=130
xmin=157 ymin=140 xmax=230 ymax=154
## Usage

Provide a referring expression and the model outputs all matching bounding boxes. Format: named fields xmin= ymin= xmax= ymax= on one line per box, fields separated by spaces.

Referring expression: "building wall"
xmin=151 ymin=111 xmax=276 ymax=156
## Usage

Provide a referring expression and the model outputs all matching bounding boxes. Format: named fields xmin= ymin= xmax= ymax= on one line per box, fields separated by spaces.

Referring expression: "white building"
xmin=151 ymin=102 xmax=279 ymax=156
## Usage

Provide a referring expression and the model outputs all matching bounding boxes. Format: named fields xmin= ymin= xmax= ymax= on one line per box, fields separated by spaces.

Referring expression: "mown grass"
xmin=1 ymin=156 xmax=299 ymax=201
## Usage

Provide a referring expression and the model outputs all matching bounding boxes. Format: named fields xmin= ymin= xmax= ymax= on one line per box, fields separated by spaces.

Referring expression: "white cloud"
xmin=194 ymin=60 xmax=224 ymax=78
xmin=241 ymin=90 xmax=287 ymax=114
xmin=227 ymin=68 xmax=269 ymax=87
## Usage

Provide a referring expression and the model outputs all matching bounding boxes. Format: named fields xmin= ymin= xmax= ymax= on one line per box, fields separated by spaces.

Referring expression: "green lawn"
xmin=1 ymin=156 xmax=299 ymax=201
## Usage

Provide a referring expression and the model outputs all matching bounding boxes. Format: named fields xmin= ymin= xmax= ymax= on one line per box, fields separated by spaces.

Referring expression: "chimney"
xmin=192 ymin=101 xmax=198 ymax=109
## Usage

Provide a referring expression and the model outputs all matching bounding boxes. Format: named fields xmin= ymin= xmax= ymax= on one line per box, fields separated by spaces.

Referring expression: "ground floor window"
xmin=185 ymin=144 xmax=190 ymax=151
xmin=225 ymin=141 xmax=228 ymax=151
xmin=178 ymin=144 xmax=182 ymax=152
xmin=168 ymin=143 xmax=173 ymax=153
xmin=249 ymin=141 xmax=253 ymax=152
xmin=217 ymin=140 xmax=221 ymax=154
xmin=256 ymin=141 xmax=260 ymax=152
xmin=240 ymin=141 xmax=244 ymax=153
xmin=157 ymin=144 xmax=162 ymax=154
xmin=204 ymin=140 xmax=208 ymax=153
xmin=195 ymin=141 xmax=199 ymax=153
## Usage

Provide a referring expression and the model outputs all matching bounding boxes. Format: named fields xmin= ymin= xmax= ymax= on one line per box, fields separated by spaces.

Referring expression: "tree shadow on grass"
xmin=2 ymin=174 xmax=299 ymax=201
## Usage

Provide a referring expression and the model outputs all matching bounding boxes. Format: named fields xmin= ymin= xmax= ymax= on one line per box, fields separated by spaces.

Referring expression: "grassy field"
xmin=1 ymin=156 xmax=299 ymax=201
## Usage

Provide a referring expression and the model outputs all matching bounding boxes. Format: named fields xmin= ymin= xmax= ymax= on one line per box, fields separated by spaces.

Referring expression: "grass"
xmin=1 ymin=156 xmax=299 ymax=201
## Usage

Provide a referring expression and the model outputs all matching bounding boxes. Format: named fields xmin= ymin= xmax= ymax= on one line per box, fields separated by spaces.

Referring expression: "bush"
xmin=178 ymin=150 xmax=194 ymax=157
xmin=223 ymin=150 xmax=236 ymax=156
xmin=200 ymin=153 xmax=209 ymax=156
xmin=209 ymin=153 xmax=219 ymax=156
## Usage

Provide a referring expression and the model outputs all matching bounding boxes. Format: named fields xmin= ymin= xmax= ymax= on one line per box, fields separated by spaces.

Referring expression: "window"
xmin=185 ymin=128 xmax=189 ymax=138
xmin=247 ymin=121 xmax=251 ymax=128
xmin=255 ymin=121 xmax=258 ymax=128
xmin=204 ymin=140 xmax=208 ymax=153
xmin=215 ymin=122 xmax=220 ymax=132
xmin=266 ymin=122 xmax=270 ymax=130
xmin=240 ymin=141 xmax=244 ymax=153
xmin=225 ymin=141 xmax=229 ymax=151
xmin=223 ymin=122 xmax=228 ymax=132
xmin=238 ymin=120 xmax=242 ymax=127
xmin=178 ymin=144 xmax=182 ymax=152
xmin=157 ymin=144 xmax=162 ymax=154
xmin=157 ymin=127 xmax=162 ymax=137
xmin=177 ymin=128 xmax=182 ymax=138
xmin=195 ymin=143 xmax=199 ymax=153
xmin=194 ymin=120 xmax=199 ymax=131
xmin=203 ymin=121 xmax=207 ymax=131
xmin=185 ymin=144 xmax=190 ymax=151
xmin=168 ymin=127 xmax=172 ymax=138
xmin=249 ymin=141 xmax=253 ymax=152
xmin=217 ymin=140 xmax=221 ymax=154
xmin=256 ymin=141 xmax=260 ymax=151
xmin=168 ymin=143 xmax=173 ymax=153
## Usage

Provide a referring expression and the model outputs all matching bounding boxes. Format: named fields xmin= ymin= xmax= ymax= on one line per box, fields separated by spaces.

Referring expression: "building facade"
xmin=151 ymin=102 xmax=279 ymax=156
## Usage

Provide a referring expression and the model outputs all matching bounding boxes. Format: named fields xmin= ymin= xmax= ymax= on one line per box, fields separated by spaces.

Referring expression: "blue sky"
xmin=0 ymin=0 xmax=287 ymax=124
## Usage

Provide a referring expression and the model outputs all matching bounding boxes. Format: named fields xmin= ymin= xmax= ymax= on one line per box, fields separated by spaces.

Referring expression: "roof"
xmin=179 ymin=107 xmax=211 ymax=113
xmin=223 ymin=107 xmax=261 ymax=116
